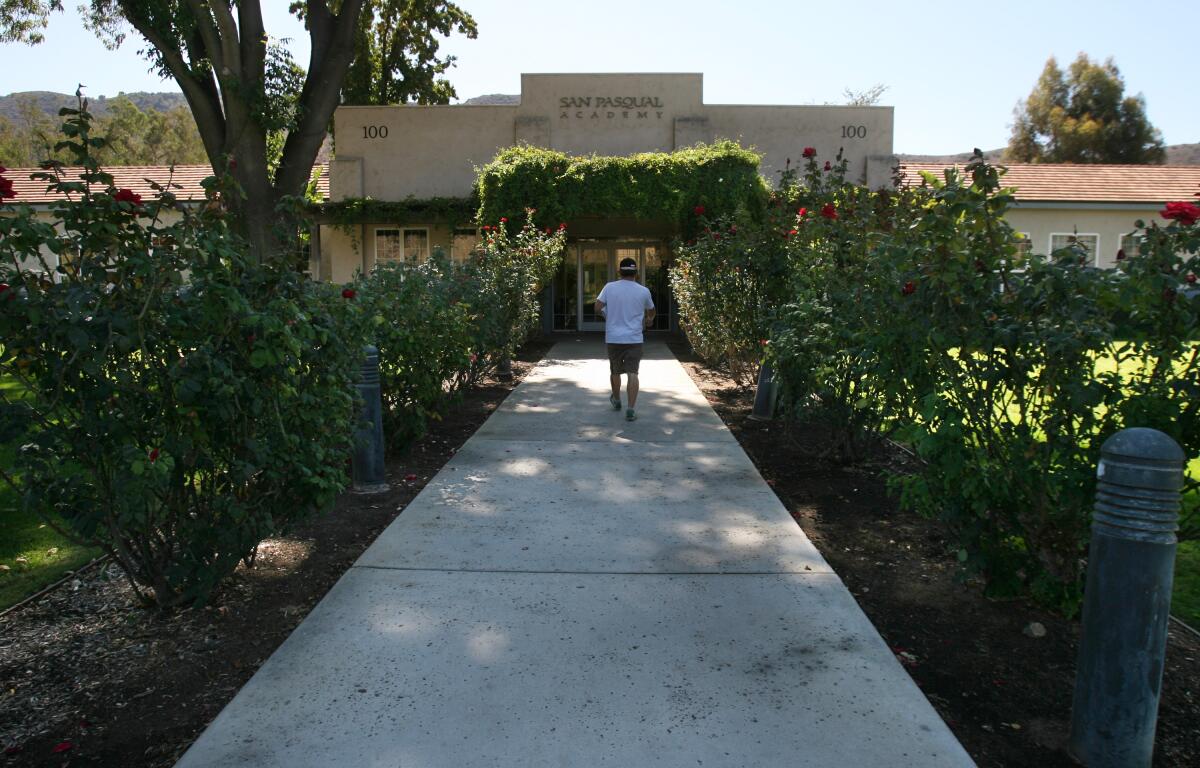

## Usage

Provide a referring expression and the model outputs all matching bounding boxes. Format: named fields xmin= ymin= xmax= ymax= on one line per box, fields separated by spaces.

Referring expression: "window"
xmin=451 ymin=228 xmax=479 ymax=262
xmin=1011 ymin=232 xmax=1032 ymax=269
xmin=1050 ymin=233 xmax=1099 ymax=265
xmin=402 ymin=228 xmax=428 ymax=264
xmin=375 ymin=228 xmax=403 ymax=264
xmin=375 ymin=227 xmax=429 ymax=266
xmin=1119 ymin=233 xmax=1142 ymax=261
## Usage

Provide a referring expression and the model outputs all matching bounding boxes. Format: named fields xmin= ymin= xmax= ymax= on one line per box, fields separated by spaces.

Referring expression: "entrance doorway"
xmin=551 ymin=241 xmax=672 ymax=332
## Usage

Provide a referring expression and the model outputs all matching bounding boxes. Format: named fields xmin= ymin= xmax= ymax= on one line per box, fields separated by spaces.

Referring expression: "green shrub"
xmin=674 ymin=148 xmax=1199 ymax=614
xmin=347 ymin=211 xmax=565 ymax=449
xmin=0 ymin=104 xmax=365 ymax=608
xmin=353 ymin=258 xmax=476 ymax=447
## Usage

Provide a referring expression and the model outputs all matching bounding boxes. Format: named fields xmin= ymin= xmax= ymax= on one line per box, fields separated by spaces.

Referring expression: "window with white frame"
xmin=451 ymin=228 xmax=479 ymax=262
xmin=375 ymin=228 xmax=403 ymax=264
xmin=1050 ymin=233 xmax=1099 ymax=264
xmin=1013 ymin=232 xmax=1032 ymax=265
xmin=402 ymin=228 xmax=428 ymax=264
xmin=1118 ymin=232 xmax=1142 ymax=261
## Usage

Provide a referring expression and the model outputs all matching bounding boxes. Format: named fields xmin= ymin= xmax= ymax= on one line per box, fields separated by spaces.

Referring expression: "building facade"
xmin=315 ymin=73 xmax=895 ymax=332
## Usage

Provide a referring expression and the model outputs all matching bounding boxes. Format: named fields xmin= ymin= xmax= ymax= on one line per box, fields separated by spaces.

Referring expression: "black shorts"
xmin=607 ymin=343 xmax=643 ymax=375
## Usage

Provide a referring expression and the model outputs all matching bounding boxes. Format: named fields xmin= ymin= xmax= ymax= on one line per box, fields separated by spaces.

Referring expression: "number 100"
xmin=841 ymin=125 xmax=867 ymax=139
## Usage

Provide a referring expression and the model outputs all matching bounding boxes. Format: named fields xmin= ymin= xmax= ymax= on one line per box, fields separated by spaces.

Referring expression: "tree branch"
xmin=275 ymin=0 xmax=365 ymax=196
xmin=115 ymin=0 xmax=226 ymax=168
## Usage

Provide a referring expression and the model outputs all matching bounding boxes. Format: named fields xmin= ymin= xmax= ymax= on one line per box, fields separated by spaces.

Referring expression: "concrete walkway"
xmin=176 ymin=340 xmax=974 ymax=768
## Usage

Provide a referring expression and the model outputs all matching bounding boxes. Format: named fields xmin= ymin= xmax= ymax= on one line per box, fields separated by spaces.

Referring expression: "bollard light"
xmin=351 ymin=345 xmax=389 ymax=494
xmin=748 ymin=362 xmax=777 ymax=422
xmin=496 ymin=355 xmax=514 ymax=381
xmin=1069 ymin=427 xmax=1185 ymax=767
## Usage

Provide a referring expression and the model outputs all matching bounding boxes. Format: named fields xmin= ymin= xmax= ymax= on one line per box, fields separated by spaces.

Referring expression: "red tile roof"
xmin=2 ymin=164 xmax=330 ymax=204
xmin=897 ymin=163 xmax=1200 ymax=204
xmin=902 ymin=163 xmax=1200 ymax=204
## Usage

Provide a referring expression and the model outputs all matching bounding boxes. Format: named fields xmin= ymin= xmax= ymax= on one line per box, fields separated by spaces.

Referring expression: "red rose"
xmin=693 ymin=205 xmax=705 ymax=216
xmin=1187 ymin=273 xmax=1197 ymax=284
xmin=0 ymin=283 xmax=9 ymax=295
xmin=404 ymin=473 xmax=418 ymax=483
xmin=1116 ymin=249 xmax=1126 ymax=261
xmin=802 ymin=147 xmax=816 ymax=158
xmin=786 ymin=228 xmax=798 ymax=237
xmin=149 ymin=448 xmax=160 ymax=463
xmin=1163 ymin=288 xmax=1177 ymax=303
xmin=113 ymin=188 xmax=142 ymax=206
xmin=797 ymin=207 xmax=807 ymax=217
xmin=729 ymin=225 xmax=737 ymax=234
xmin=558 ymin=222 xmax=567 ymax=230
xmin=499 ymin=217 xmax=508 ymax=223
xmin=0 ymin=174 xmax=13 ymax=200
xmin=760 ymin=339 xmax=769 ymax=347
xmin=902 ymin=281 xmax=916 ymax=296
xmin=1162 ymin=201 xmax=1200 ymax=226
xmin=820 ymin=203 xmax=838 ymax=220
xmin=341 ymin=288 xmax=356 ymax=299
xmin=823 ymin=161 xmax=832 ymax=172
xmin=228 ymin=158 xmax=238 ymax=171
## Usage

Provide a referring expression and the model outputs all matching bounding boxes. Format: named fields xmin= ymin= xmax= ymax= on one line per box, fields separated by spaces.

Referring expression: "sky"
xmin=1 ymin=0 xmax=1194 ymax=156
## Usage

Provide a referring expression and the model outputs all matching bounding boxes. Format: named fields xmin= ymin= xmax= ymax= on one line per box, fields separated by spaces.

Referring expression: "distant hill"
xmin=898 ymin=145 xmax=1200 ymax=166
xmin=0 ymin=91 xmax=189 ymax=122
xmin=461 ymin=94 xmax=520 ymax=106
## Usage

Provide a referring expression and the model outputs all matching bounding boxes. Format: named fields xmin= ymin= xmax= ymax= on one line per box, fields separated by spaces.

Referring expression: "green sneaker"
xmin=625 ymin=408 xmax=637 ymax=422
xmin=610 ymin=394 xmax=621 ymax=411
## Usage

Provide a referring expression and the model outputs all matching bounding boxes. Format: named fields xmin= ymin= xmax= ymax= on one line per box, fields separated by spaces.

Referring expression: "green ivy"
xmin=317 ymin=195 xmax=478 ymax=230
xmin=475 ymin=141 xmax=770 ymax=229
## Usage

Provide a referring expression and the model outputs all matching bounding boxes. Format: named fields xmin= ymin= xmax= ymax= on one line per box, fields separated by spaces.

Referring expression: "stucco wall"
xmin=1006 ymin=205 xmax=1167 ymax=268
xmin=330 ymin=73 xmax=896 ymax=203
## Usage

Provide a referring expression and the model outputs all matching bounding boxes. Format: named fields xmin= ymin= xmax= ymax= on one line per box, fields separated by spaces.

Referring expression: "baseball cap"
xmin=618 ymin=257 xmax=638 ymax=274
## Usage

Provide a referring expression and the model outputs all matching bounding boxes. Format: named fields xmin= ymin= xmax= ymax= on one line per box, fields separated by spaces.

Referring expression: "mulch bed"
xmin=0 ymin=340 xmax=553 ymax=767
xmin=668 ymin=340 xmax=1200 ymax=768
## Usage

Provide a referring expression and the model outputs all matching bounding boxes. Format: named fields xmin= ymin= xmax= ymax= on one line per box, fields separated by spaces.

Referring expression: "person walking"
xmin=595 ymin=257 xmax=656 ymax=421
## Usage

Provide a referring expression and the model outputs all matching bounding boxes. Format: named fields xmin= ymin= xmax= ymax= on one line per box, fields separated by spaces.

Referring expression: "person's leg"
xmin=607 ymin=345 xmax=622 ymax=409
xmin=625 ymin=344 xmax=644 ymax=414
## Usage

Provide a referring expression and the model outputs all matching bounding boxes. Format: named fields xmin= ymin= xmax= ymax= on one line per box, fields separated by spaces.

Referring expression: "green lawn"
xmin=0 ymin=374 xmax=100 ymax=610
xmin=1174 ymin=457 xmax=1200 ymax=628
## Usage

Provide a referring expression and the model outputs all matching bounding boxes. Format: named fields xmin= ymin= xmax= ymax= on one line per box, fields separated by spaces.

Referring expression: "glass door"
xmin=579 ymin=245 xmax=611 ymax=331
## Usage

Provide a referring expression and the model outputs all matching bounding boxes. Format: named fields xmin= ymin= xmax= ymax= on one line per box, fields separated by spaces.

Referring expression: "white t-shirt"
xmin=597 ymin=279 xmax=655 ymax=344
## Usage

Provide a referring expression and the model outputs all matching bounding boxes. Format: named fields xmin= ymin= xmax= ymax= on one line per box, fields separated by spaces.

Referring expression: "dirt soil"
xmin=669 ymin=341 xmax=1200 ymax=768
xmin=0 ymin=340 xmax=552 ymax=767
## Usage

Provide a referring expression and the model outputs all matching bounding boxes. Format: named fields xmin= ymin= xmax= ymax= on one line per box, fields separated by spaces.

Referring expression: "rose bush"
xmin=673 ymin=149 xmax=1198 ymax=613
xmin=344 ymin=212 xmax=565 ymax=448
xmin=0 ymin=104 xmax=365 ymax=607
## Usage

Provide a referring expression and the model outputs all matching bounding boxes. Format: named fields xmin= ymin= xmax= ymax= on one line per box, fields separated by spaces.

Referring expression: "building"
xmin=898 ymin=163 xmax=1200 ymax=268
xmin=315 ymin=73 xmax=896 ymax=332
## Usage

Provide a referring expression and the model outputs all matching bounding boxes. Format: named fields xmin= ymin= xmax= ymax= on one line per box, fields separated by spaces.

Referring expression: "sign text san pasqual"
xmin=559 ymin=95 xmax=664 ymax=120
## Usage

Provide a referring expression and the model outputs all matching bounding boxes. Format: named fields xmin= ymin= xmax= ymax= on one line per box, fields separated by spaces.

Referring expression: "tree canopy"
xmin=0 ymin=95 xmax=207 ymax=166
xmin=1 ymin=1 xmax=477 ymax=263
xmin=339 ymin=0 xmax=476 ymax=105
xmin=1007 ymin=54 xmax=1166 ymax=164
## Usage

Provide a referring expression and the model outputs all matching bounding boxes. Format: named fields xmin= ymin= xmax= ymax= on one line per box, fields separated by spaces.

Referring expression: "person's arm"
xmin=643 ymin=290 xmax=656 ymax=328
xmin=595 ymin=285 xmax=607 ymax=318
